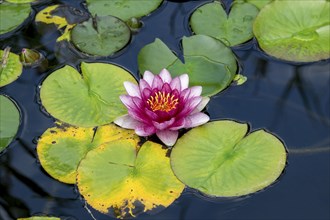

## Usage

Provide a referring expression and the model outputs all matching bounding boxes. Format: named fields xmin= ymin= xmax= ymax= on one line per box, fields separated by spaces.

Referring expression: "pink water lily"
xmin=114 ymin=69 xmax=210 ymax=146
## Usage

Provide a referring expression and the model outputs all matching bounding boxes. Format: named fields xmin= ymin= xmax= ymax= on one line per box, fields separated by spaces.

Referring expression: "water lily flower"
xmin=114 ymin=69 xmax=210 ymax=146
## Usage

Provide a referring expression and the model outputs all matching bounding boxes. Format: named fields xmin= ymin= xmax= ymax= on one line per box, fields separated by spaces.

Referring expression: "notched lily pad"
xmin=86 ymin=0 xmax=163 ymax=21
xmin=171 ymin=120 xmax=287 ymax=197
xmin=71 ymin=16 xmax=131 ymax=57
xmin=190 ymin=1 xmax=259 ymax=46
xmin=138 ymin=35 xmax=237 ymax=96
xmin=40 ymin=62 xmax=136 ymax=127
xmin=0 ymin=2 xmax=31 ymax=36
xmin=0 ymin=48 xmax=23 ymax=87
xmin=0 ymin=95 xmax=20 ymax=152
xmin=253 ymin=0 xmax=330 ymax=62
xmin=77 ymin=141 xmax=184 ymax=219
xmin=37 ymin=123 xmax=139 ymax=184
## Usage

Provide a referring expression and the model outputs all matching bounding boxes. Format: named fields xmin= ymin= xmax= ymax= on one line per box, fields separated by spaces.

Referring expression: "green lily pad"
xmin=138 ymin=35 xmax=237 ymax=96
xmin=18 ymin=217 xmax=60 ymax=220
xmin=0 ymin=95 xmax=20 ymax=152
xmin=0 ymin=49 xmax=23 ymax=87
xmin=240 ymin=0 xmax=272 ymax=9
xmin=6 ymin=0 xmax=37 ymax=3
xmin=0 ymin=2 xmax=31 ymax=36
xmin=190 ymin=1 xmax=259 ymax=46
xmin=77 ymin=141 xmax=184 ymax=218
xmin=40 ymin=62 xmax=136 ymax=127
xmin=253 ymin=0 xmax=330 ymax=62
xmin=86 ymin=0 xmax=163 ymax=21
xmin=71 ymin=16 xmax=131 ymax=57
xmin=37 ymin=123 xmax=139 ymax=184
xmin=171 ymin=120 xmax=287 ymax=197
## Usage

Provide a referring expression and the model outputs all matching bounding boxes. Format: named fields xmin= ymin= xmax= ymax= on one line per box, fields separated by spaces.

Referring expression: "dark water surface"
xmin=1 ymin=0 xmax=329 ymax=220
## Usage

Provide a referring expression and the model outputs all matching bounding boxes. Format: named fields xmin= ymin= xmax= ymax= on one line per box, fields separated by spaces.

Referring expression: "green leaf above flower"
xmin=40 ymin=62 xmax=137 ymax=127
xmin=138 ymin=35 xmax=237 ymax=96
xmin=77 ymin=140 xmax=184 ymax=218
xmin=0 ymin=95 xmax=20 ymax=152
xmin=171 ymin=120 xmax=287 ymax=197
xmin=253 ymin=0 xmax=330 ymax=62
xmin=86 ymin=0 xmax=163 ymax=21
xmin=190 ymin=1 xmax=259 ymax=46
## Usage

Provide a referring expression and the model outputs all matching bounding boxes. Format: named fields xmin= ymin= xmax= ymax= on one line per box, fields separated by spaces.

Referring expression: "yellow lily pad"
xmin=37 ymin=123 xmax=139 ymax=184
xmin=77 ymin=141 xmax=184 ymax=218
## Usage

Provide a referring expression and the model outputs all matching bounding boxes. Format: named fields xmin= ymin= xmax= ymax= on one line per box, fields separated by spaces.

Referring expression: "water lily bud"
xmin=126 ymin=17 xmax=142 ymax=32
xmin=19 ymin=48 xmax=48 ymax=70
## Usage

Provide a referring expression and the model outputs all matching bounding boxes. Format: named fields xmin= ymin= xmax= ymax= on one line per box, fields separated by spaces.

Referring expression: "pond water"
xmin=0 ymin=0 xmax=329 ymax=219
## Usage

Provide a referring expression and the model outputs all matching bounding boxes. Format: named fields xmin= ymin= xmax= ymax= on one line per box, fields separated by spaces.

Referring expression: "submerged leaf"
xmin=0 ymin=48 xmax=23 ymax=87
xmin=37 ymin=123 xmax=139 ymax=184
xmin=0 ymin=95 xmax=20 ymax=152
xmin=77 ymin=141 xmax=184 ymax=218
xmin=71 ymin=16 xmax=131 ymax=56
xmin=40 ymin=62 xmax=136 ymax=127
xmin=190 ymin=1 xmax=259 ymax=46
xmin=253 ymin=0 xmax=330 ymax=62
xmin=171 ymin=120 xmax=287 ymax=197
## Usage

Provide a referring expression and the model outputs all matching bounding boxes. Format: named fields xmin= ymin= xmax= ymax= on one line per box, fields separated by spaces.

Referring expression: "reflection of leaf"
xmin=37 ymin=123 xmax=139 ymax=184
xmin=138 ymin=35 xmax=237 ymax=96
xmin=77 ymin=141 xmax=184 ymax=219
xmin=40 ymin=62 xmax=136 ymax=127
xmin=86 ymin=0 xmax=163 ymax=21
xmin=253 ymin=0 xmax=330 ymax=62
xmin=0 ymin=2 xmax=31 ymax=36
xmin=71 ymin=16 xmax=131 ymax=56
xmin=171 ymin=120 xmax=287 ymax=197
xmin=190 ymin=2 xmax=258 ymax=46
xmin=0 ymin=95 xmax=20 ymax=152
xmin=0 ymin=49 xmax=23 ymax=87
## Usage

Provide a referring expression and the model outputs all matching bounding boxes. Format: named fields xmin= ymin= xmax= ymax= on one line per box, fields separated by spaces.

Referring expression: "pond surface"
xmin=1 ymin=0 xmax=329 ymax=219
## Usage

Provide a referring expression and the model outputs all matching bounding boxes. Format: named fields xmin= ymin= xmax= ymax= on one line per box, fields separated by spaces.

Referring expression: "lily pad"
xmin=253 ymin=0 xmax=330 ymax=62
xmin=138 ymin=35 xmax=237 ymax=96
xmin=40 ymin=62 xmax=136 ymax=127
xmin=0 ymin=95 xmax=20 ymax=152
xmin=37 ymin=123 xmax=139 ymax=184
xmin=0 ymin=2 xmax=31 ymax=36
xmin=240 ymin=0 xmax=272 ymax=9
xmin=190 ymin=1 xmax=259 ymax=46
xmin=6 ymin=0 xmax=37 ymax=3
xmin=86 ymin=0 xmax=163 ymax=21
xmin=77 ymin=140 xmax=184 ymax=218
xmin=171 ymin=120 xmax=287 ymax=197
xmin=71 ymin=16 xmax=131 ymax=57
xmin=0 ymin=48 xmax=23 ymax=87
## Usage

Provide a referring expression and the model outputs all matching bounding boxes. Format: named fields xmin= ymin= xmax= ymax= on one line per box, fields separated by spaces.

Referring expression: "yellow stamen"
xmin=147 ymin=91 xmax=179 ymax=112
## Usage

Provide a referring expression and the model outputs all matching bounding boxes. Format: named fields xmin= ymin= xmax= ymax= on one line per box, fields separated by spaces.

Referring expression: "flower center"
xmin=147 ymin=91 xmax=179 ymax=112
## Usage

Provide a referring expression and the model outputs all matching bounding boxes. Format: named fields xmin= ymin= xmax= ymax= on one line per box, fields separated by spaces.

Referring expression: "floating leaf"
xmin=86 ymin=0 xmax=163 ymax=21
xmin=71 ymin=16 xmax=131 ymax=57
xmin=40 ymin=62 xmax=136 ymax=127
xmin=171 ymin=120 xmax=287 ymax=197
xmin=6 ymin=0 xmax=37 ymax=3
xmin=18 ymin=217 xmax=60 ymax=220
xmin=0 ymin=95 xmax=20 ymax=152
xmin=0 ymin=2 xmax=31 ymax=36
xmin=239 ymin=0 xmax=272 ymax=9
xmin=233 ymin=74 xmax=247 ymax=85
xmin=0 ymin=48 xmax=23 ymax=87
xmin=37 ymin=123 xmax=139 ymax=184
xmin=253 ymin=0 xmax=330 ymax=62
xmin=77 ymin=141 xmax=184 ymax=218
xmin=190 ymin=2 xmax=259 ymax=46
xmin=138 ymin=35 xmax=237 ymax=96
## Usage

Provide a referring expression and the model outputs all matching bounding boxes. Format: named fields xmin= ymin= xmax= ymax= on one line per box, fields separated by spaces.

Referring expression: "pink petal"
xmin=139 ymin=79 xmax=151 ymax=91
xmin=120 ymin=95 xmax=136 ymax=109
xmin=114 ymin=114 xmax=140 ymax=129
xmin=169 ymin=118 xmax=185 ymax=130
xmin=135 ymin=125 xmax=156 ymax=136
xmin=124 ymin=81 xmax=140 ymax=98
xmin=156 ymin=130 xmax=179 ymax=146
xmin=152 ymin=118 xmax=175 ymax=130
xmin=159 ymin=69 xmax=172 ymax=83
xmin=184 ymin=113 xmax=209 ymax=128
xmin=145 ymin=108 xmax=159 ymax=121
xmin=192 ymin=96 xmax=210 ymax=114
xmin=177 ymin=96 xmax=202 ymax=117
xmin=188 ymin=86 xmax=202 ymax=98
xmin=143 ymin=71 xmax=155 ymax=86
xmin=170 ymin=77 xmax=181 ymax=91
xmin=152 ymin=75 xmax=163 ymax=90
xmin=132 ymin=96 xmax=144 ymax=109
xmin=142 ymin=88 xmax=152 ymax=100
xmin=161 ymin=83 xmax=172 ymax=94
xmin=179 ymin=74 xmax=189 ymax=91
